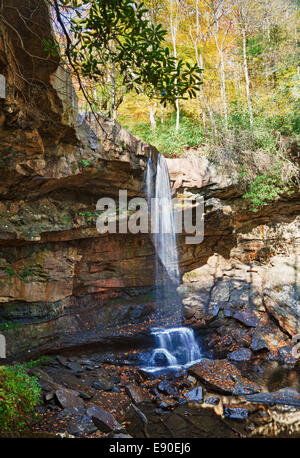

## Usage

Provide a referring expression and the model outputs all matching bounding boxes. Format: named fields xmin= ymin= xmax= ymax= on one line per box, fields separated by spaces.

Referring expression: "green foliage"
xmin=19 ymin=266 xmax=34 ymax=282
xmin=0 ymin=365 xmax=41 ymax=431
xmin=42 ymin=39 xmax=59 ymax=57
xmin=4 ymin=267 xmax=15 ymax=277
xmin=55 ymin=0 xmax=202 ymax=105
xmin=123 ymin=114 xmax=204 ymax=156
xmin=243 ymin=173 xmax=292 ymax=212
xmin=23 ymin=356 xmax=52 ymax=369
xmin=78 ymin=159 xmax=91 ymax=168
xmin=246 ymin=35 xmax=264 ymax=57
xmin=266 ymin=102 xmax=300 ymax=136
xmin=0 ymin=321 xmax=20 ymax=331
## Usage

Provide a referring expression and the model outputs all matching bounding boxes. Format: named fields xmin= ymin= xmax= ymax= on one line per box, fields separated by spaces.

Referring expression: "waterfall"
xmin=143 ymin=153 xmax=201 ymax=372
xmin=147 ymin=153 xmax=182 ymax=325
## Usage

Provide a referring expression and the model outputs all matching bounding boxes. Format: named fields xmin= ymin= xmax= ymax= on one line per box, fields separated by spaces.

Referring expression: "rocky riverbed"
xmin=2 ymin=343 xmax=300 ymax=439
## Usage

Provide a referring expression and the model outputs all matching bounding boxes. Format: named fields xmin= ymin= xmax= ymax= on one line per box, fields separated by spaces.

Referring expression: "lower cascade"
xmin=146 ymin=327 xmax=202 ymax=372
xmin=143 ymin=153 xmax=202 ymax=372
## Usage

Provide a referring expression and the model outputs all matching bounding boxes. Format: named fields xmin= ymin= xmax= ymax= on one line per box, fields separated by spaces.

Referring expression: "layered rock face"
xmin=168 ymin=157 xmax=300 ymax=357
xmin=0 ymin=0 xmax=158 ymax=356
xmin=0 ymin=1 xmax=299 ymax=359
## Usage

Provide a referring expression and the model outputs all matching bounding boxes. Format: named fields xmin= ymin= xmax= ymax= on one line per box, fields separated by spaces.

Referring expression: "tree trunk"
xmin=219 ymin=50 xmax=228 ymax=129
xmin=111 ymin=63 xmax=117 ymax=120
xmin=242 ymin=28 xmax=253 ymax=127
xmin=149 ymin=103 xmax=157 ymax=130
xmin=199 ymin=53 xmax=217 ymax=136
xmin=170 ymin=0 xmax=179 ymax=131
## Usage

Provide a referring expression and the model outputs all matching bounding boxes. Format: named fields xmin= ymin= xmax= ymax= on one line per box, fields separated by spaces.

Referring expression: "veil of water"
xmin=143 ymin=153 xmax=202 ymax=373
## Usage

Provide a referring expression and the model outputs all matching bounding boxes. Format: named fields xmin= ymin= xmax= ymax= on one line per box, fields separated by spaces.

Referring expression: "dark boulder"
xmin=86 ymin=405 xmax=122 ymax=433
xmin=189 ymin=359 xmax=261 ymax=395
xmin=125 ymin=383 xmax=151 ymax=405
xmin=227 ymin=348 xmax=252 ymax=362
xmin=55 ymin=389 xmax=84 ymax=409
xmin=184 ymin=387 xmax=203 ymax=403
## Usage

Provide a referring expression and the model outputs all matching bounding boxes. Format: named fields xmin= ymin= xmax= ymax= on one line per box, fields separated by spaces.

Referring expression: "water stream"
xmin=143 ymin=153 xmax=201 ymax=372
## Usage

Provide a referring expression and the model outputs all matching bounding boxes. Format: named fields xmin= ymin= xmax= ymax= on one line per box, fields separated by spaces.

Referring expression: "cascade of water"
xmin=146 ymin=153 xmax=182 ymax=325
xmin=144 ymin=153 xmax=202 ymax=372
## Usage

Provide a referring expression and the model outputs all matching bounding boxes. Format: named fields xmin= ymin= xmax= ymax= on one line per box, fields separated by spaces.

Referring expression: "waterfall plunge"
xmin=143 ymin=153 xmax=201 ymax=372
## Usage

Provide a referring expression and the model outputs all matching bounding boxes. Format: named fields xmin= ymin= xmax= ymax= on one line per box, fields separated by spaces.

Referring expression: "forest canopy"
xmin=50 ymin=0 xmax=299 ymax=210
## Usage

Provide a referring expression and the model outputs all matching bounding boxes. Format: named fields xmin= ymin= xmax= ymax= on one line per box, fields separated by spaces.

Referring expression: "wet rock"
xmin=184 ymin=387 xmax=203 ymax=403
xmin=44 ymin=392 xmax=55 ymax=402
xmin=176 ymin=397 xmax=187 ymax=406
xmin=66 ymin=361 xmax=85 ymax=373
xmin=57 ymin=373 xmax=94 ymax=399
xmin=243 ymin=388 xmax=300 ymax=408
xmin=55 ymin=356 xmax=84 ymax=373
xmin=67 ymin=414 xmax=98 ymax=436
xmin=138 ymin=369 xmax=159 ymax=381
xmin=30 ymin=368 xmax=63 ymax=391
xmin=85 ymin=365 xmax=95 ymax=371
xmin=251 ymin=332 xmax=269 ymax=352
xmin=110 ymin=376 xmax=121 ymax=385
xmin=167 ymin=368 xmax=187 ymax=380
xmin=284 ymin=355 xmax=297 ymax=365
xmin=157 ymin=380 xmax=178 ymax=396
xmin=92 ymin=377 xmax=114 ymax=391
xmin=227 ymin=348 xmax=252 ymax=362
xmin=233 ymin=311 xmax=259 ymax=328
xmin=58 ymin=406 xmax=85 ymax=419
xmin=205 ymin=397 xmax=220 ymax=406
xmin=48 ymin=405 xmax=60 ymax=411
xmin=206 ymin=325 xmax=252 ymax=360
xmin=86 ymin=405 xmax=122 ymax=433
xmin=224 ymin=406 xmax=249 ymax=420
xmin=130 ymin=403 xmax=148 ymax=424
xmin=55 ymin=389 xmax=84 ymax=409
xmin=178 ymin=379 xmax=192 ymax=390
xmin=189 ymin=359 xmax=261 ymax=395
xmin=56 ymin=355 xmax=69 ymax=367
xmin=80 ymin=359 xmax=94 ymax=366
xmin=278 ymin=346 xmax=296 ymax=365
xmin=125 ymin=383 xmax=151 ymax=405
xmin=158 ymin=396 xmax=178 ymax=409
xmin=187 ymin=375 xmax=197 ymax=385
xmin=78 ymin=390 xmax=92 ymax=400
xmin=232 ymin=379 xmax=262 ymax=396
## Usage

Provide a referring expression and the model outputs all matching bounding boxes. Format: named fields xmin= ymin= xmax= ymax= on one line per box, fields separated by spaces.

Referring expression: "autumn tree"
xmin=50 ymin=0 xmax=202 ymax=118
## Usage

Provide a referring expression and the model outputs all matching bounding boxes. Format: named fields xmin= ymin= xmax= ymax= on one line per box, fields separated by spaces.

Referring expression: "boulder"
xmin=55 ymin=389 xmax=84 ymax=409
xmin=188 ymin=359 xmax=261 ymax=395
xmin=125 ymin=384 xmax=151 ymax=405
xmin=67 ymin=414 xmax=98 ymax=436
xmin=227 ymin=348 xmax=252 ymax=362
xmin=205 ymin=397 xmax=220 ymax=406
xmin=224 ymin=406 xmax=249 ymax=420
xmin=92 ymin=377 xmax=114 ymax=391
xmin=184 ymin=387 xmax=203 ymax=403
xmin=86 ymin=405 xmax=122 ymax=433
xmin=233 ymin=311 xmax=259 ymax=328
xmin=243 ymin=388 xmax=300 ymax=408
xmin=264 ymin=286 xmax=300 ymax=336
xmin=157 ymin=380 xmax=178 ymax=396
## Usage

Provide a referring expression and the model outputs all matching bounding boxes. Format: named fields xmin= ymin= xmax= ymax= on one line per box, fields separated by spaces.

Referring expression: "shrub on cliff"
xmin=0 ymin=364 xmax=41 ymax=431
